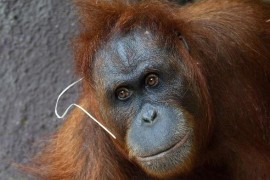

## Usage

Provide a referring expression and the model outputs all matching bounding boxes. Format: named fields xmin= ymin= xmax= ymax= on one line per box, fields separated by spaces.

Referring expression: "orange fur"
xmin=23 ymin=0 xmax=270 ymax=179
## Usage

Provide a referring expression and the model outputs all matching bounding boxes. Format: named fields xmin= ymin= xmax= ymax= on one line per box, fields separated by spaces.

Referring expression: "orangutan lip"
xmin=137 ymin=132 xmax=190 ymax=161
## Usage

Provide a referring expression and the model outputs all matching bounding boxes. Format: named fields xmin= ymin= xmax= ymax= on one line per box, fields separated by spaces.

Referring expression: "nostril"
xmin=151 ymin=110 xmax=157 ymax=121
xmin=142 ymin=117 xmax=151 ymax=123
xmin=142 ymin=109 xmax=157 ymax=124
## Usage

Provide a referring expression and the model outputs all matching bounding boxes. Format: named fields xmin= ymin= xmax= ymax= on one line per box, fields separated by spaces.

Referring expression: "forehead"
xmin=93 ymin=30 xmax=171 ymax=87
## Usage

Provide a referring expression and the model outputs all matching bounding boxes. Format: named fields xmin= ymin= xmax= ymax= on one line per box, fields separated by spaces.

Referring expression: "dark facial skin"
xmin=93 ymin=30 xmax=197 ymax=178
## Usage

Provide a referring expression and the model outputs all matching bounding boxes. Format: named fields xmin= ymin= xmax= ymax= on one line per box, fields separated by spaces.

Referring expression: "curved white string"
xmin=55 ymin=78 xmax=116 ymax=139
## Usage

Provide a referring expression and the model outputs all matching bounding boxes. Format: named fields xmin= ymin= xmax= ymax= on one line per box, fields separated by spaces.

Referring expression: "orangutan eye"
xmin=145 ymin=74 xmax=159 ymax=87
xmin=116 ymin=87 xmax=132 ymax=100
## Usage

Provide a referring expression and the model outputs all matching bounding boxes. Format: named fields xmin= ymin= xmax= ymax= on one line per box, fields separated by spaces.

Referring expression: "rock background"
xmin=1 ymin=0 xmax=269 ymax=179
xmin=0 ymin=0 xmax=79 ymax=179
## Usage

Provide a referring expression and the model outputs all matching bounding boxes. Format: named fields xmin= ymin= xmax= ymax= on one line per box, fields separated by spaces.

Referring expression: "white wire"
xmin=54 ymin=78 xmax=116 ymax=139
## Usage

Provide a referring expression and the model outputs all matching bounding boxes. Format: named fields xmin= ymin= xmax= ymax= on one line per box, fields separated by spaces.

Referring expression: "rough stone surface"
xmin=0 ymin=0 xmax=79 ymax=179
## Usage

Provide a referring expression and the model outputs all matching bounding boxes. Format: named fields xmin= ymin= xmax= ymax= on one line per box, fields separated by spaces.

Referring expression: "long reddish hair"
xmin=22 ymin=0 xmax=270 ymax=179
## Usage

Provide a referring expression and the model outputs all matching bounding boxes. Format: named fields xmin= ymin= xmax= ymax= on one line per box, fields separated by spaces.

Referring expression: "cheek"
xmin=98 ymin=101 xmax=135 ymax=139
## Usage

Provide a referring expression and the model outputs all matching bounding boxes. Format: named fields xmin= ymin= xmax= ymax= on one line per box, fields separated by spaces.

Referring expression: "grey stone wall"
xmin=0 ymin=0 xmax=79 ymax=179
